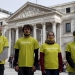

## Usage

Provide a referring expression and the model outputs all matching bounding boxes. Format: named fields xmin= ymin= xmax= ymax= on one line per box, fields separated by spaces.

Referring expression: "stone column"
xmin=52 ymin=22 xmax=56 ymax=42
xmin=15 ymin=27 xmax=19 ymax=41
xmin=71 ymin=19 xmax=75 ymax=32
xmin=2 ymin=28 xmax=6 ymax=36
xmin=59 ymin=24 xmax=61 ymax=47
xmin=41 ymin=29 xmax=43 ymax=44
xmin=2 ymin=27 xmax=7 ymax=36
xmin=42 ymin=23 xmax=46 ymax=43
xmin=8 ymin=29 xmax=11 ymax=57
xmin=33 ymin=24 xmax=37 ymax=39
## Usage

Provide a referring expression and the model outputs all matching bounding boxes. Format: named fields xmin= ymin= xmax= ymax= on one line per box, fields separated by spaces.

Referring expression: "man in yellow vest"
xmin=66 ymin=31 xmax=75 ymax=75
xmin=14 ymin=24 xmax=39 ymax=75
xmin=0 ymin=26 xmax=9 ymax=75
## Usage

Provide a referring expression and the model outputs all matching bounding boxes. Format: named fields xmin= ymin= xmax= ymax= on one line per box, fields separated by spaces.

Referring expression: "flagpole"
xmin=36 ymin=0 xmax=37 ymax=4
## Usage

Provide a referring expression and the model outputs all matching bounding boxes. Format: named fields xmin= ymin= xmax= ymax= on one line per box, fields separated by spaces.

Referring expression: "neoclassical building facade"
xmin=1 ymin=1 xmax=75 ymax=60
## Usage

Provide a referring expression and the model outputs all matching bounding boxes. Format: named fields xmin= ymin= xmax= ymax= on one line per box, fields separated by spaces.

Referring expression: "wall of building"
xmin=1 ymin=1 xmax=75 ymax=59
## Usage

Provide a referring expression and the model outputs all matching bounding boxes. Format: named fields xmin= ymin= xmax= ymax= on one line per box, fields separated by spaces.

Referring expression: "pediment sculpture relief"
xmin=13 ymin=7 xmax=47 ymax=19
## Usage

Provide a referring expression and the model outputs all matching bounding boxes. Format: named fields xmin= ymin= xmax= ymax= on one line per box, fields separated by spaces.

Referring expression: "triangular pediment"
xmin=6 ymin=2 xmax=54 ymax=22
xmin=13 ymin=6 xmax=51 ymax=20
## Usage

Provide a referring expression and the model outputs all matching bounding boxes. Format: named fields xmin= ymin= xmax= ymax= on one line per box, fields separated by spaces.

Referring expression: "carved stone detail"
xmin=14 ymin=6 xmax=46 ymax=19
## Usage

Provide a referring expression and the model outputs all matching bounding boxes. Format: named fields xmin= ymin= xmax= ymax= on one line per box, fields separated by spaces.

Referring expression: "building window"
xmin=0 ymin=22 xmax=3 ymax=25
xmin=66 ymin=7 xmax=70 ymax=13
xmin=66 ymin=23 xmax=71 ymax=32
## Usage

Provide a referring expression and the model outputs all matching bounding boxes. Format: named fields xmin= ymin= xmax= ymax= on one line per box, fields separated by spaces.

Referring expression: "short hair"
xmin=73 ymin=31 xmax=75 ymax=36
xmin=22 ymin=24 xmax=33 ymax=32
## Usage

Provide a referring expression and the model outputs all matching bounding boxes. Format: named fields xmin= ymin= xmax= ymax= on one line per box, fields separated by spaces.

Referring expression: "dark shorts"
xmin=0 ymin=64 xmax=4 ymax=75
xmin=18 ymin=67 xmax=34 ymax=75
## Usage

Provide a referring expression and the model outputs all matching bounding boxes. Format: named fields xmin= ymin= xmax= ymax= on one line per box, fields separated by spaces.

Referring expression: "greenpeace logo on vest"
xmin=21 ymin=42 xmax=30 ymax=44
xmin=47 ymin=48 xmax=58 ymax=50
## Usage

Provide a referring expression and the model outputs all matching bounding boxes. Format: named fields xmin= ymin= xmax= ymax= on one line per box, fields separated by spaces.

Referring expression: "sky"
xmin=0 ymin=0 xmax=74 ymax=13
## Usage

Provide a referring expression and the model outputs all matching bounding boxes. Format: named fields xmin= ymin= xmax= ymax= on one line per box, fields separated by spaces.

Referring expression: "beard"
xmin=24 ymin=33 xmax=30 ymax=36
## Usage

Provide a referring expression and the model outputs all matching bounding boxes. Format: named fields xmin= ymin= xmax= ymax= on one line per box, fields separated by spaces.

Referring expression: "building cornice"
xmin=7 ymin=11 xmax=62 ymax=23
xmin=0 ymin=8 xmax=12 ymax=15
xmin=50 ymin=1 xmax=75 ymax=8
xmin=6 ymin=2 xmax=56 ymax=22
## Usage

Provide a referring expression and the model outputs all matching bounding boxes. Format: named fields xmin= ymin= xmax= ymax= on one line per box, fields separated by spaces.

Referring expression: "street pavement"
xmin=4 ymin=65 xmax=68 ymax=75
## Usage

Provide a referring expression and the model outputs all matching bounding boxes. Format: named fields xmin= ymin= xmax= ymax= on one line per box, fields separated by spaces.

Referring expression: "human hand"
xmin=14 ymin=66 xmax=19 ymax=72
xmin=59 ymin=71 xmax=62 ymax=73
xmin=32 ymin=66 xmax=36 ymax=72
xmin=42 ymin=70 xmax=46 ymax=73
xmin=42 ymin=71 xmax=46 ymax=75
